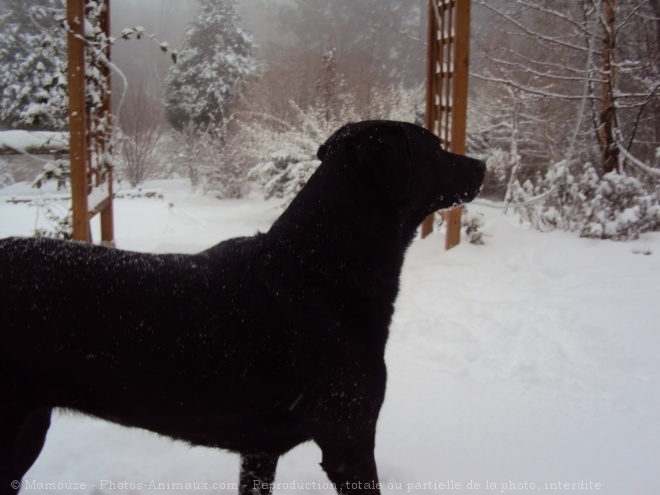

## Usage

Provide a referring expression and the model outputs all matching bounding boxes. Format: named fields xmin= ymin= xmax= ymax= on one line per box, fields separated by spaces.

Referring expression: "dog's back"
xmin=0 ymin=235 xmax=320 ymax=449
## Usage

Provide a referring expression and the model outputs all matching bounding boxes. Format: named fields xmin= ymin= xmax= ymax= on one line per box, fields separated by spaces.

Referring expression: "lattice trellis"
xmin=422 ymin=0 xmax=472 ymax=250
xmin=67 ymin=0 xmax=114 ymax=244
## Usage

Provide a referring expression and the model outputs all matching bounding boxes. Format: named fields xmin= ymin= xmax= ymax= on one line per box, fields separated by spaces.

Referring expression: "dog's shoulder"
xmin=198 ymin=233 xmax=282 ymax=282
xmin=200 ymin=233 xmax=268 ymax=260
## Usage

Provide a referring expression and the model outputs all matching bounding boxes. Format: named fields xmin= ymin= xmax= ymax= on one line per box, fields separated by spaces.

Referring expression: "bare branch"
xmin=616 ymin=0 xmax=650 ymax=31
xmin=472 ymin=72 xmax=600 ymax=101
xmin=617 ymin=140 xmax=660 ymax=177
xmin=475 ymin=0 xmax=590 ymax=53
xmin=499 ymin=47 xmax=595 ymax=77
xmin=623 ymin=84 xmax=660 ymax=148
xmin=513 ymin=0 xmax=591 ymax=35
xmin=482 ymin=54 xmax=606 ymax=84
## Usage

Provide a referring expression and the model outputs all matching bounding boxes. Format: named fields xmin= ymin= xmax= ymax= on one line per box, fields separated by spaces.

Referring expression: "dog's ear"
xmin=356 ymin=122 xmax=412 ymax=205
xmin=317 ymin=124 xmax=352 ymax=161
xmin=317 ymin=143 xmax=328 ymax=161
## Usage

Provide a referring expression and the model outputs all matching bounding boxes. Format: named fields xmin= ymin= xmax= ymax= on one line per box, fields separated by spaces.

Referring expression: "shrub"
xmin=510 ymin=161 xmax=660 ymax=241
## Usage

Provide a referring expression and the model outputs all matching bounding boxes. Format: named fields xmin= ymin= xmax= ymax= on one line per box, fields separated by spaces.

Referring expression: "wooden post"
xmin=445 ymin=0 xmax=471 ymax=250
xmin=99 ymin=1 xmax=115 ymax=245
xmin=423 ymin=0 xmax=472 ymax=250
xmin=67 ymin=0 xmax=91 ymax=242
xmin=421 ymin=0 xmax=439 ymax=239
xmin=452 ymin=0 xmax=470 ymax=156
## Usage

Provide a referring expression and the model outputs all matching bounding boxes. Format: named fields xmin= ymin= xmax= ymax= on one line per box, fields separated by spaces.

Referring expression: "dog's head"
xmin=317 ymin=120 xmax=486 ymax=230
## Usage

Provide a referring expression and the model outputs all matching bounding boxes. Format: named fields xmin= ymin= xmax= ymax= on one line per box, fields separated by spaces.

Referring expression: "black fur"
xmin=0 ymin=120 xmax=485 ymax=495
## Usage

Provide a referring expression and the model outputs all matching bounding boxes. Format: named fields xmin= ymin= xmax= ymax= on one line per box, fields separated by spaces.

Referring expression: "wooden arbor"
xmin=422 ymin=0 xmax=472 ymax=250
xmin=67 ymin=0 xmax=114 ymax=244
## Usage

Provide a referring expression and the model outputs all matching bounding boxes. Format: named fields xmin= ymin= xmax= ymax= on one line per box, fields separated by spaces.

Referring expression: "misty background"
xmin=1 ymin=0 xmax=658 ymax=241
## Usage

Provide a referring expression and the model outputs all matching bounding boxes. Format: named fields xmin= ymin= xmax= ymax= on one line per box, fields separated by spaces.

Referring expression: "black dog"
xmin=0 ymin=120 xmax=485 ymax=495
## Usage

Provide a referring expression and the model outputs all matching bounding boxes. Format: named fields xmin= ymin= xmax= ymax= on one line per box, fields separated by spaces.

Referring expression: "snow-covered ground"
xmin=1 ymin=179 xmax=658 ymax=495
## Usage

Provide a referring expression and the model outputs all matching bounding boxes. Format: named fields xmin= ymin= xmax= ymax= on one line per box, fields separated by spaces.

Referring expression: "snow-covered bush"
xmin=244 ymin=86 xmax=423 ymax=205
xmin=249 ymin=151 xmax=320 ymax=202
xmin=485 ymin=149 xmax=511 ymax=186
xmin=116 ymin=84 xmax=167 ymax=188
xmin=581 ymin=173 xmax=660 ymax=241
xmin=463 ymin=208 xmax=487 ymax=245
xmin=433 ymin=206 xmax=487 ymax=245
xmin=33 ymin=200 xmax=72 ymax=240
xmin=167 ymin=122 xmax=250 ymax=198
xmin=479 ymin=148 xmax=515 ymax=199
xmin=509 ymin=161 xmax=598 ymax=232
xmin=0 ymin=158 xmax=14 ymax=189
xmin=242 ymin=101 xmax=357 ymax=203
xmin=117 ymin=129 xmax=165 ymax=188
xmin=510 ymin=161 xmax=660 ymax=241
xmin=32 ymin=158 xmax=69 ymax=189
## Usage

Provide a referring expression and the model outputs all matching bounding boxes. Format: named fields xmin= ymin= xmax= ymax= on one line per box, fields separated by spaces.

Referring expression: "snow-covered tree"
xmin=0 ymin=0 xmax=68 ymax=130
xmin=163 ymin=0 xmax=258 ymax=131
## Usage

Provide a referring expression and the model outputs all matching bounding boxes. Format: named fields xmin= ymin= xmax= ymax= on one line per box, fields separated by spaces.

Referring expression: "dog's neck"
xmin=267 ymin=160 xmax=412 ymax=283
xmin=265 ymin=165 xmax=405 ymax=350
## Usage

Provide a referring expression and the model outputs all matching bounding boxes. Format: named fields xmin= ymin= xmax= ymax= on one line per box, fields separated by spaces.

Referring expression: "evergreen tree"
xmin=0 ymin=0 xmax=68 ymax=130
xmin=163 ymin=0 xmax=258 ymax=131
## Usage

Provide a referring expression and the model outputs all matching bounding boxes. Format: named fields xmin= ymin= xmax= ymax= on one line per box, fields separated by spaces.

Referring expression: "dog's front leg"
xmin=319 ymin=438 xmax=381 ymax=495
xmin=0 ymin=407 xmax=52 ymax=495
xmin=238 ymin=451 xmax=278 ymax=495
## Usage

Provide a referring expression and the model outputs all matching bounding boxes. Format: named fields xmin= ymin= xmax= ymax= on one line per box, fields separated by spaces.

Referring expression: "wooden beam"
xmin=67 ymin=0 xmax=91 ymax=242
xmin=98 ymin=0 xmax=115 ymax=245
xmin=444 ymin=0 xmax=471 ymax=251
xmin=451 ymin=0 xmax=471 ymax=157
xmin=421 ymin=0 xmax=439 ymax=239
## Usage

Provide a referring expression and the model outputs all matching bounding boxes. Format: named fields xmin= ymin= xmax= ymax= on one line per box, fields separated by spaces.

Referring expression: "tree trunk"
xmin=598 ymin=0 xmax=619 ymax=174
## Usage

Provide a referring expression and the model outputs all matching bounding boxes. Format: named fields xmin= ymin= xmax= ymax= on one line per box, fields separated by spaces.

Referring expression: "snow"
xmin=1 ymin=179 xmax=658 ymax=494
xmin=0 ymin=130 xmax=68 ymax=154
xmin=83 ymin=18 xmax=94 ymax=38
xmin=87 ymin=182 xmax=111 ymax=214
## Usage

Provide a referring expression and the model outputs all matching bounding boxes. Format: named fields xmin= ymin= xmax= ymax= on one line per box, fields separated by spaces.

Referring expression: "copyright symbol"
xmin=11 ymin=480 xmax=20 ymax=489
